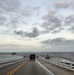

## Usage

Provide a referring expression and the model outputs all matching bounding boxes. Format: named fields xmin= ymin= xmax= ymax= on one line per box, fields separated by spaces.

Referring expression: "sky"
xmin=0 ymin=0 xmax=74 ymax=52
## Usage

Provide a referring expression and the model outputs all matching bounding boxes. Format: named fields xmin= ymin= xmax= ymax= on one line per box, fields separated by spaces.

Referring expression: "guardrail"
xmin=39 ymin=56 xmax=74 ymax=71
xmin=49 ymin=59 xmax=74 ymax=71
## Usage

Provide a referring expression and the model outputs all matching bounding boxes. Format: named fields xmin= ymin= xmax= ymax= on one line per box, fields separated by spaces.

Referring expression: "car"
xmin=45 ymin=55 xmax=50 ymax=59
xmin=37 ymin=56 xmax=39 ymax=58
xmin=30 ymin=54 xmax=36 ymax=61
xmin=23 ymin=56 xmax=26 ymax=58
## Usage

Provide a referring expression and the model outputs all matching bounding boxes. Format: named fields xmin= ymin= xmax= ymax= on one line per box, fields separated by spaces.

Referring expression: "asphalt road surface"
xmin=1 ymin=58 xmax=74 ymax=75
xmin=0 ymin=59 xmax=54 ymax=75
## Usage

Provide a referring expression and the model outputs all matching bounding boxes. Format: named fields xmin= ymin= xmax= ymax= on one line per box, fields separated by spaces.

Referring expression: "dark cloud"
xmin=13 ymin=30 xmax=23 ymax=35
xmin=41 ymin=37 xmax=74 ymax=46
xmin=41 ymin=11 xmax=63 ymax=34
xmin=25 ymin=27 xmax=39 ymax=38
xmin=13 ymin=27 xmax=39 ymax=38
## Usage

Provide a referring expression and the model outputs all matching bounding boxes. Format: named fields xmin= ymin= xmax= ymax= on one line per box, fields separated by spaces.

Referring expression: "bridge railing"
xmin=38 ymin=56 xmax=74 ymax=71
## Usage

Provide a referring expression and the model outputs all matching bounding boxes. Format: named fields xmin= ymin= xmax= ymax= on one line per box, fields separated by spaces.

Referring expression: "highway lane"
xmin=38 ymin=59 xmax=74 ymax=75
xmin=0 ymin=59 xmax=28 ymax=75
xmin=0 ymin=59 xmax=54 ymax=75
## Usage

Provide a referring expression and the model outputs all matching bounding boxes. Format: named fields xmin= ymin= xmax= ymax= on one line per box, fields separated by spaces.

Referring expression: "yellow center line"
xmin=6 ymin=61 xmax=28 ymax=75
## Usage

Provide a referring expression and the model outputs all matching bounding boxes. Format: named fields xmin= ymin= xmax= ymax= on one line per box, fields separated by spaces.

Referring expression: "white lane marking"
xmin=36 ymin=60 xmax=55 ymax=75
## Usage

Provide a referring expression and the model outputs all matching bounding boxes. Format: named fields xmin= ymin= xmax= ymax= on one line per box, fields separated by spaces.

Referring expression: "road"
xmin=0 ymin=58 xmax=74 ymax=75
xmin=0 ymin=59 xmax=54 ymax=75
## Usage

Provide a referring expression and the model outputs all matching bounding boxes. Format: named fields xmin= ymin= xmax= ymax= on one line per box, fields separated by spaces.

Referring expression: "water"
xmin=0 ymin=55 xmax=23 ymax=63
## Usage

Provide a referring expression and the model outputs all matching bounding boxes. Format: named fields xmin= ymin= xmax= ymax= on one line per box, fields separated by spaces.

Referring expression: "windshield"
xmin=0 ymin=0 xmax=74 ymax=75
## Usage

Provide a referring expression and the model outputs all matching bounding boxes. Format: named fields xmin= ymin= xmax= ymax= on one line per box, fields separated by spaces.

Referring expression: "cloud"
xmin=0 ymin=4 xmax=40 ymax=30
xmin=25 ymin=27 xmax=39 ymax=38
xmin=0 ymin=0 xmax=40 ymax=31
xmin=0 ymin=0 xmax=22 ymax=29
xmin=6 ymin=14 xmax=20 ymax=29
xmin=33 ymin=7 xmax=40 ymax=11
xmin=0 ymin=44 xmax=20 ymax=48
xmin=41 ymin=10 xmax=63 ymax=34
xmin=40 ymin=30 xmax=50 ymax=34
xmin=13 ymin=30 xmax=23 ymax=35
xmin=21 ymin=6 xmax=40 ymax=17
xmin=0 ymin=44 xmax=34 ymax=49
xmin=0 ymin=0 xmax=21 ymax=12
xmin=51 ymin=27 xmax=64 ymax=33
xmin=21 ymin=6 xmax=32 ymax=17
xmin=65 ymin=15 xmax=74 ymax=26
xmin=64 ymin=15 xmax=74 ymax=33
xmin=54 ymin=1 xmax=74 ymax=9
xmin=0 ymin=15 xmax=7 ymax=25
xmin=41 ymin=37 xmax=74 ymax=52
xmin=13 ymin=27 xmax=39 ymax=38
xmin=0 ymin=44 xmax=36 ymax=52
xmin=68 ymin=26 xmax=74 ymax=33
xmin=41 ymin=37 xmax=74 ymax=46
xmin=40 ymin=10 xmax=74 ymax=34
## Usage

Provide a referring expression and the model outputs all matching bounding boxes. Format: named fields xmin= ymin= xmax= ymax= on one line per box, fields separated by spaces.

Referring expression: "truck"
xmin=30 ymin=54 xmax=36 ymax=61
